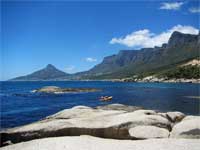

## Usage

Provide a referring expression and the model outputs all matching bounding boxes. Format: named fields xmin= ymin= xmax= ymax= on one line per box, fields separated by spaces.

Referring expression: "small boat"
xmin=100 ymin=96 xmax=113 ymax=101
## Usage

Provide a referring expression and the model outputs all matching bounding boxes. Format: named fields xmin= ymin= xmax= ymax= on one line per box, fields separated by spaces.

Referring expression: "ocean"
xmin=0 ymin=81 xmax=199 ymax=129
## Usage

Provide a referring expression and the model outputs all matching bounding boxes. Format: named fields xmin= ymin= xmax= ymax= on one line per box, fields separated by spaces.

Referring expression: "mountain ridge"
xmin=11 ymin=31 xmax=200 ymax=81
xmin=74 ymin=31 xmax=199 ymax=79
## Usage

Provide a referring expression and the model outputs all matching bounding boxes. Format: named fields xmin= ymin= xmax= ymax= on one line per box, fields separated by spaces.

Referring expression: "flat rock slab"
xmin=32 ymin=86 xmax=101 ymax=94
xmin=1 ymin=104 xmax=172 ymax=145
xmin=1 ymin=136 xmax=200 ymax=150
xmin=129 ymin=125 xmax=169 ymax=139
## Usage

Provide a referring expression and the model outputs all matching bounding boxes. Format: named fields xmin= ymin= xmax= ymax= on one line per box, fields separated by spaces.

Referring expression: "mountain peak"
xmin=168 ymin=31 xmax=198 ymax=47
xmin=46 ymin=64 xmax=56 ymax=69
xmin=11 ymin=64 xmax=69 ymax=81
xmin=169 ymin=31 xmax=185 ymax=42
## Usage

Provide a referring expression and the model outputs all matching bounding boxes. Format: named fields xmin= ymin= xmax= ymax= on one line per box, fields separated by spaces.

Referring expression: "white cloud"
xmin=160 ymin=2 xmax=184 ymax=10
xmin=110 ymin=25 xmax=199 ymax=48
xmin=85 ymin=57 xmax=97 ymax=62
xmin=65 ymin=66 xmax=75 ymax=73
xmin=189 ymin=7 xmax=200 ymax=13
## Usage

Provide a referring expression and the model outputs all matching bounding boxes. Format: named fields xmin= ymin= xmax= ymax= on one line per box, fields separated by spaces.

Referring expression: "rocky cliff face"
xmin=168 ymin=31 xmax=198 ymax=48
xmin=76 ymin=31 xmax=199 ymax=79
xmin=198 ymin=31 xmax=200 ymax=44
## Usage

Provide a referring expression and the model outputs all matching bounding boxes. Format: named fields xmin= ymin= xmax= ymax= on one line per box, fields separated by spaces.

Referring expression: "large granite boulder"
xmin=1 ymin=104 xmax=199 ymax=147
xmin=166 ymin=111 xmax=185 ymax=123
xmin=1 ymin=104 xmax=171 ymax=145
xmin=170 ymin=116 xmax=200 ymax=139
xmin=1 ymin=135 xmax=200 ymax=150
xmin=129 ymin=125 xmax=169 ymax=139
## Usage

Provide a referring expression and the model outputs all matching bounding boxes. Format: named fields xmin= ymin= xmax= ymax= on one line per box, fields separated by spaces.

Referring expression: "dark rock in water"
xmin=32 ymin=86 xmax=101 ymax=94
xmin=12 ymin=93 xmax=30 ymax=97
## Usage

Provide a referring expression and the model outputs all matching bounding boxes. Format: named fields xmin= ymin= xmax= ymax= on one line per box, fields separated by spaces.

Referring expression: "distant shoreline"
xmin=3 ymin=79 xmax=200 ymax=84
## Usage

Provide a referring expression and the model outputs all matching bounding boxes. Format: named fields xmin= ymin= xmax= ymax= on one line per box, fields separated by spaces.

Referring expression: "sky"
xmin=1 ymin=0 xmax=199 ymax=80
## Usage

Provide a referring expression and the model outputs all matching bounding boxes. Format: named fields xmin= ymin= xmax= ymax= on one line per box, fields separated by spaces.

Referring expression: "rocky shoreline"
xmin=119 ymin=77 xmax=200 ymax=83
xmin=1 ymin=104 xmax=200 ymax=149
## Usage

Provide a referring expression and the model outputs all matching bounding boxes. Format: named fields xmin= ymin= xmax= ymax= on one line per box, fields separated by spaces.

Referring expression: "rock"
xmin=32 ymin=86 xmax=100 ymax=94
xmin=170 ymin=116 xmax=200 ymax=139
xmin=1 ymin=105 xmax=172 ymax=144
xmin=2 ymin=104 xmax=199 ymax=146
xmin=96 ymin=104 xmax=143 ymax=112
xmin=129 ymin=125 xmax=169 ymax=139
xmin=166 ymin=111 xmax=185 ymax=123
xmin=158 ymin=112 xmax=167 ymax=118
xmin=1 ymin=140 xmax=13 ymax=146
xmin=105 ymin=109 xmax=171 ymax=130
xmin=1 ymin=135 xmax=200 ymax=150
xmin=132 ymin=109 xmax=157 ymax=115
xmin=35 ymin=86 xmax=60 ymax=93
xmin=168 ymin=31 xmax=197 ymax=48
xmin=182 ymin=115 xmax=198 ymax=121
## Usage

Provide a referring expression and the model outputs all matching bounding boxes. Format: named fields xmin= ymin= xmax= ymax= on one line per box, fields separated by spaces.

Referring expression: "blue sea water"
xmin=0 ymin=81 xmax=199 ymax=129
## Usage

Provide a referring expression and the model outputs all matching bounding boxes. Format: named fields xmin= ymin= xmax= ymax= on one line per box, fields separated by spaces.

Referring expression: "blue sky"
xmin=1 ymin=0 xmax=199 ymax=80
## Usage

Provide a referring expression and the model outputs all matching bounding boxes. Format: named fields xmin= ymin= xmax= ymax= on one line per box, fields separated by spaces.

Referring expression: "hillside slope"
xmin=75 ymin=31 xmax=200 ymax=79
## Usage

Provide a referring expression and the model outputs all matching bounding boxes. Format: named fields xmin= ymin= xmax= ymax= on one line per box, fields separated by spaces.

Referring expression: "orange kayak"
xmin=100 ymin=96 xmax=113 ymax=101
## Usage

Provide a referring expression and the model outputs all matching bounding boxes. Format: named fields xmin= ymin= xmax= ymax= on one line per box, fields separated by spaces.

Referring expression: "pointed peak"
xmin=46 ymin=64 xmax=56 ymax=69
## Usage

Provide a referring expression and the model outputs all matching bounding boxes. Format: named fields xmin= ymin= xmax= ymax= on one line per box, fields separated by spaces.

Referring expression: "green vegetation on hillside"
xmin=160 ymin=65 xmax=200 ymax=79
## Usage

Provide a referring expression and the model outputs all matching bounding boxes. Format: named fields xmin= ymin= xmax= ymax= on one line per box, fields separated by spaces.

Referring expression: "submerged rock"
xmin=32 ymin=86 xmax=101 ymax=94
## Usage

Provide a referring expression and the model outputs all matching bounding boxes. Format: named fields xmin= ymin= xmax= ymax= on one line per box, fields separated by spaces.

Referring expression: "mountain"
xmin=75 ymin=31 xmax=200 ymax=79
xmin=11 ymin=64 xmax=70 ymax=81
xmin=167 ymin=31 xmax=198 ymax=47
xmin=11 ymin=31 xmax=200 ymax=81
